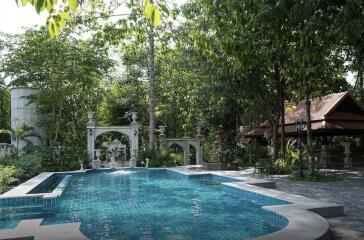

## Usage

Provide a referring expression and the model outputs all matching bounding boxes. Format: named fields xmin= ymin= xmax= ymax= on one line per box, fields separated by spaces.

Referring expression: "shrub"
xmin=271 ymin=158 xmax=290 ymax=174
xmin=0 ymin=165 xmax=21 ymax=193
xmin=40 ymin=146 xmax=89 ymax=172
xmin=137 ymin=147 xmax=184 ymax=167
xmin=0 ymin=147 xmax=42 ymax=177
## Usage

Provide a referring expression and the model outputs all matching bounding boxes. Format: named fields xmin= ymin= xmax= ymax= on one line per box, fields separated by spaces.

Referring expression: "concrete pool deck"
xmin=273 ymin=173 xmax=364 ymax=240
xmin=0 ymin=167 xmax=347 ymax=240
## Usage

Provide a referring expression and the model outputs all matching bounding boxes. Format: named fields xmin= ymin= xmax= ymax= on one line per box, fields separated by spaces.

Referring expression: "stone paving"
xmin=272 ymin=174 xmax=364 ymax=240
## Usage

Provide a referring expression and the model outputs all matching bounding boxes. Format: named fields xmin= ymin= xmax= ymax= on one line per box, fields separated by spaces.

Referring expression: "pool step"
xmin=0 ymin=205 xmax=47 ymax=220
xmin=0 ymin=196 xmax=57 ymax=210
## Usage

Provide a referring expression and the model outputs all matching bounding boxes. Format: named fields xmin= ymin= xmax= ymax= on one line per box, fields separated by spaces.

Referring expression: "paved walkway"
xmin=272 ymin=175 xmax=364 ymax=240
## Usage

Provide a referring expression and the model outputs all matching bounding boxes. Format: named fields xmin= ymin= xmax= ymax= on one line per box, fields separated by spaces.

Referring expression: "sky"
xmin=0 ymin=0 xmax=48 ymax=34
xmin=0 ymin=0 xmax=356 ymax=85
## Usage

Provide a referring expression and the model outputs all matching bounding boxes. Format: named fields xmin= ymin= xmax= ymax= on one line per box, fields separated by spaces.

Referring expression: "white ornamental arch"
xmin=86 ymin=112 xmax=139 ymax=168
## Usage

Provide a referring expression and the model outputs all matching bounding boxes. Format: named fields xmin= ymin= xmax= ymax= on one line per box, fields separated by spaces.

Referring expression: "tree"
xmin=1 ymin=29 xmax=113 ymax=146
xmin=287 ymin=0 xmax=347 ymax=175
xmin=18 ymin=0 xmax=170 ymax=151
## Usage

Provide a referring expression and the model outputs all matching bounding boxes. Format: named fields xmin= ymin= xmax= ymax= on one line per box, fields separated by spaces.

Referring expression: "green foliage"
xmin=285 ymin=139 xmax=300 ymax=167
xmin=137 ymin=147 xmax=183 ymax=168
xmin=143 ymin=0 xmax=161 ymax=26
xmin=40 ymin=146 xmax=89 ymax=172
xmin=0 ymin=148 xmax=42 ymax=177
xmin=2 ymin=29 xmax=113 ymax=147
xmin=271 ymin=158 xmax=290 ymax=175
xmin=6 ymin=0 xmax=364 ymax=177
xmin=0 ymin=165 xmax=21 ymax=193
xmin=17 ymin=0 xmax=80 ymax=37
xmin=0 ymin=83 xmax=10 ymax=143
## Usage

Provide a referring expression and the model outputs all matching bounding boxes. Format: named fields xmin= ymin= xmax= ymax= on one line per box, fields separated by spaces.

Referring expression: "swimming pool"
xmin=0 ymin=169 xmax=289 ymax=240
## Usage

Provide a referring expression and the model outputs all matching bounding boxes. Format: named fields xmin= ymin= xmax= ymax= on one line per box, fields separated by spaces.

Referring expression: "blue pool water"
xmin=0 ymin=169 xmax=288 ymax=240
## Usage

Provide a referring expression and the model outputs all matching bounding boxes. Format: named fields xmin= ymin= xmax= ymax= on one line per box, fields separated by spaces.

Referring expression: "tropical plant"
xmin=0 ymin=165 xmax=21 ymax=193
xmin=40 ymin=146 xmax=89 ymax=172
xmin=137 ymin=147 xmax=183 ymax=167
xmin=1 ymin=123 xmax=41 ymax=154
xmin=285 ymin=138 xmax=308 ymax=173
xmin=2 ymin=29 xmax=112 ymax=147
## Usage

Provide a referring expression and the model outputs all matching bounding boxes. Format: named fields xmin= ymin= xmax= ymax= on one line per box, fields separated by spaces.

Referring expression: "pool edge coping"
xmin=0 ymin=167 xmax=343 ymax=240
xmin=167 ymin=167 xmax=342 ymax=240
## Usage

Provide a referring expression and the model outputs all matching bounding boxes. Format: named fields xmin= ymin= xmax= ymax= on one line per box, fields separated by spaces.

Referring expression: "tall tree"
xmin=18 ymin=0 xmax=170 ymax=151
xmin=147 ymin=0 xmax=157 ymax=150
xmin=1 ymin=29 xmax=113 ymax=146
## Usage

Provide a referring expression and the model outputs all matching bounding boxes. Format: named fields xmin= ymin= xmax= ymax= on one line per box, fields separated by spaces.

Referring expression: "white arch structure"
xmin=87 ymin=112 xmax=139 ymax=168
xmin=165 ymin=137 xmax=203 ymax=165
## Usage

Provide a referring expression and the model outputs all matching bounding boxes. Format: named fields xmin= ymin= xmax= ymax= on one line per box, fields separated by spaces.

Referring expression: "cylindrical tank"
xmin=11 ymin=87 xmax=44 ymax=150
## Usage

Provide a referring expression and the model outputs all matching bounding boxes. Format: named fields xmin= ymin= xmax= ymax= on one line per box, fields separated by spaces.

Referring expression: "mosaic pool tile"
xmin=0 ymin=169 xmax=289 ymax=239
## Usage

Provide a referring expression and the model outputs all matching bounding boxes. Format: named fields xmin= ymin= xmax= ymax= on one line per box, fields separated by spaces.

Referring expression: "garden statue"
xmin=109 ymin=150 xmax=116 ymax=168
xmin=79 ymin=159 xmax=84 ymax=171
xmin=93 ymin=149 xmax=102 ymax=169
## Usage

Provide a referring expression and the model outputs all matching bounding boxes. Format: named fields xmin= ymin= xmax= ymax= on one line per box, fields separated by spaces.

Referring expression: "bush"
xmin=0 ymin=165 xmax=21 ymax=193
xmin=271 ymin=158 xmax=290 ymax=174
xmin=40 ymin=146 xmax=89 ymax=172
xmin=137 ymin=147 xmax=184 ymax=167
xmin=0 ymin=147 xmax=42 ymax=178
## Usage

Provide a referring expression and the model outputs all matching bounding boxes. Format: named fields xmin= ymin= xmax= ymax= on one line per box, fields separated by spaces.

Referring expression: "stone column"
xmin=87 ymin=112 xmax=96 ymax=165
xmin=195 ymin=125 xmax=203 ymax=165
xmin=196 ymin=145 xmax=203 ymax=165
xmin=342 ymin=141 xmax=351 ymax=169
xmin=129 ymin=112 xmax=139 ymax=167
xmin=183 ymin=142 xmax=190 ymax=165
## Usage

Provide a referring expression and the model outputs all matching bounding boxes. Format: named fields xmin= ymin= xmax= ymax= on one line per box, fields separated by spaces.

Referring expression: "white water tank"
xmin=11 ymin=87 xmax=45 ymax=150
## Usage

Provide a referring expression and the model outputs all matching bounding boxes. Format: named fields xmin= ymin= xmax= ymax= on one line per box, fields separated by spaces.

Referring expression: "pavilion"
xmin=239 ymin=91 xmax=364 ymax=169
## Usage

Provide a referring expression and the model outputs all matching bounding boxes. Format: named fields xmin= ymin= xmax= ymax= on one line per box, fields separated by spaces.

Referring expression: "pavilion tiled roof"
xmin=241 ymin=91 xmax=364 ymax=138
xmin=285 ymin=91 xmax=349 ymax=124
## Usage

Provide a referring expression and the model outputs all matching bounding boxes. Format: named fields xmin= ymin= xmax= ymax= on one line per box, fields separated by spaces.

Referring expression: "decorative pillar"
xmin=129 ymin=112 xmax=139 ymax=167
xmin=195 ymin=125 xmax=203 ymax=165
xmin=342 ymin=141 xmax=352 ymax=169
xmin=195 ymin=141 xmax=203 ymax=165
xmin=87 ymin=112 xmax=96 ymax=167
xmin=183 ymin=142 xmax=190 ymax=165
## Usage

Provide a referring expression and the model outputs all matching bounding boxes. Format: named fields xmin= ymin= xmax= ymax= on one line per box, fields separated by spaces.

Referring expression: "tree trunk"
xmin=270 ymin=115 xmax=279 ymax=174
xmin=358 ymin=68 xmax=363 ymax=102
xmin=147 ymin=8 xmax=156 ymax=150
xmin=280 ymin=86 xmax=285 ymax=158
xmin=275 ymin=62 xmax=285 ymax=159
xmin=272 ymin=118 xmax=279 ymax=162
xmin=304 ymin=85 xmax=314 ymax=175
